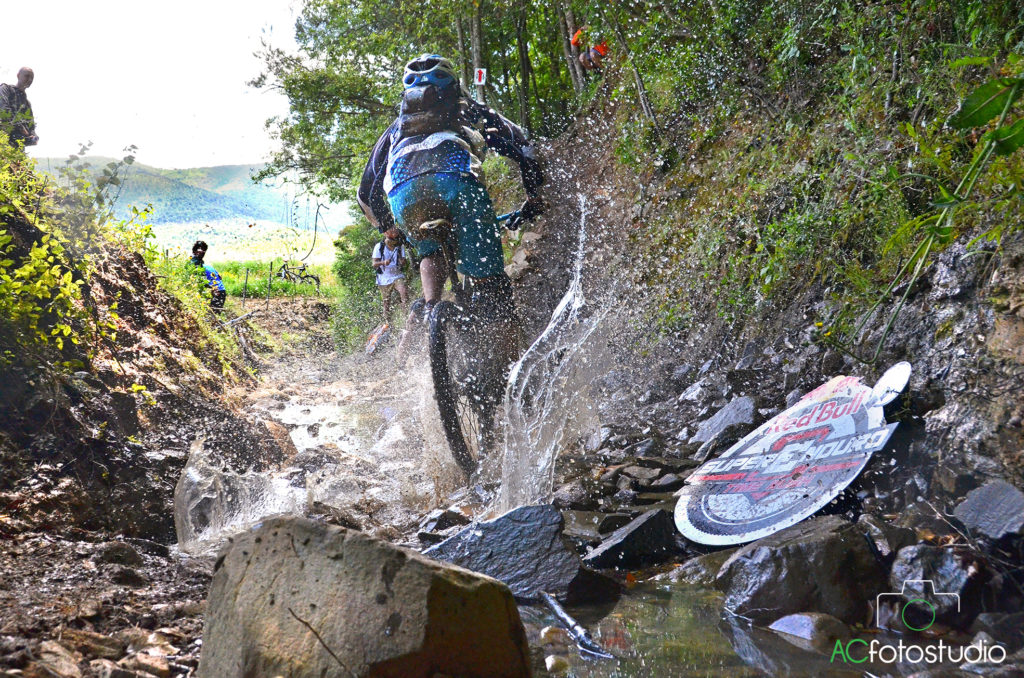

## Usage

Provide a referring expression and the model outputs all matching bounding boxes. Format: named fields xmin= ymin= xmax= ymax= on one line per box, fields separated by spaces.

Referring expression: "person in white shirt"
xmin=372 ymin=228 xmax=410 ymax=325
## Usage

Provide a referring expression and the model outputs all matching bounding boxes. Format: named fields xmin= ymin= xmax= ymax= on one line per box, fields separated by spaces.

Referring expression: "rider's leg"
xmin=419 ymin=252 xmax=447 ymax=304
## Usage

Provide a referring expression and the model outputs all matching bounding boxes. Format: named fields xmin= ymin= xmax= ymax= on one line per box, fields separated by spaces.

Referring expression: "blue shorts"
xmin=387 ymin=172 xmax=504 ymax=279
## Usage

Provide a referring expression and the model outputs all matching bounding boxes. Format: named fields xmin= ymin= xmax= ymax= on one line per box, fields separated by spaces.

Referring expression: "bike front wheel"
xmin=428 ymin=300 xmax=503 ymax=478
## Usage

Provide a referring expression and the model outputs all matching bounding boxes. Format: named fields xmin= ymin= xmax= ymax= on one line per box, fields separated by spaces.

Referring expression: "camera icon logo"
xmin=877 ymin=580 xmax=960 ymax=631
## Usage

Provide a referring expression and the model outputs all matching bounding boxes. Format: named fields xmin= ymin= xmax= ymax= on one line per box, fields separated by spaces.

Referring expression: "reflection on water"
xmin=525 ymin=581 xmax=986 ymax=677
xmin=525 ymin=583 xmax=764 ymax=678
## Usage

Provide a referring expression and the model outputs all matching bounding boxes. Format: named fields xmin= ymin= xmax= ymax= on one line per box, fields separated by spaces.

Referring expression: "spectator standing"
xmin=0 ymin=68 xmax=38 ymax=147
xmin=190 ymin=240 xmax=227 ymax=310
xmin=372 ymin=228 xmax=409 ymax=325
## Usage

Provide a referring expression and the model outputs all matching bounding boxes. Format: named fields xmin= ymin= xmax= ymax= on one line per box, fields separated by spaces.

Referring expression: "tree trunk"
xmin=471 ymin=1 xmax=486 ymax=103
xmin=516 ymin=7 xmax=531 ymax=130
xmin=610 ymin=17 xmax=660 ymax=133
xmin=455 ymin=17 xmax=473 ymax=90
xmin=555 ymin=1 xmax=583 ymax=93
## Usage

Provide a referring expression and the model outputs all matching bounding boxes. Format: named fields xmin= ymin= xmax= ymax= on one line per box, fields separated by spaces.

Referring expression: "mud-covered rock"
xmin=582 ymin=509 xmax=678 ymax=569
xmin=424 ymin=504 xmax=618 ymax=603
xmin=199 ymin=516 xmax=531 ymax=678
xmin=715 ymin=516 xmax=885 ymax=624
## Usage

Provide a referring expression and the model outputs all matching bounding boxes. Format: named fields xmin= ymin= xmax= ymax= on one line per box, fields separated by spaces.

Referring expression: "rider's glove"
xmin=506 ymin=196 xmax=545 ymax=231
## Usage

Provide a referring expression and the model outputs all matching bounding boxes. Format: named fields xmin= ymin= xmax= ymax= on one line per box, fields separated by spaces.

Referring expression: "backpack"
xmin=396 ymin=80 xmax=462 ymax=140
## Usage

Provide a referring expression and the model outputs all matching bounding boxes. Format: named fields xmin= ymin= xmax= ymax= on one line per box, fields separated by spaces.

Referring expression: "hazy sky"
xmin=1 ymin=0 xmax=299 ymax=169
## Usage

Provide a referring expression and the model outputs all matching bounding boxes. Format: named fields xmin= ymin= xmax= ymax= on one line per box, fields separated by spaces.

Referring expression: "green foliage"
xmin=212 ymin=259 xmax=338 ymax=298
xmin=0 ymin=139 xmax=121 ymax=370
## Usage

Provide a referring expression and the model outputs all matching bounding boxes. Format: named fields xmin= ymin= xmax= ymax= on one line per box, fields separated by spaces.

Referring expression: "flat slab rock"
xmin=582 ymin=509 xmax=678 ymax=569
xmin=953 ymin=480 xmax=1024 ymax=540
xmin=424 ymin=504 xmax=618 ymax=603
xmin=199 ymin=516 xmax=531 ymax=678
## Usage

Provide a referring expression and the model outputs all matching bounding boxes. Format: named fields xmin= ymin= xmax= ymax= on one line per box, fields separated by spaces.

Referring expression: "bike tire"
xmin=428 ymin=300 xmax=500 ymax=478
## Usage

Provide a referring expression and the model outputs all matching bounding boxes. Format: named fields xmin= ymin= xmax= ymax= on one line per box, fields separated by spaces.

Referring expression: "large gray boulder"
xmin=199 ymin=516 xmax=531 ymax=678
xmin=715 ymin=515 xmax=885 ymax=624
xmin=424 ymin=504 xmax=618 ymax=603
xmin=953 ymin=480 xmax=1024 ymax=540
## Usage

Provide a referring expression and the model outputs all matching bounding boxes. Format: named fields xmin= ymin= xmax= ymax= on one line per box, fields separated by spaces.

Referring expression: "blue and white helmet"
xmin=403 ymin=54 xmax=458 ymax=90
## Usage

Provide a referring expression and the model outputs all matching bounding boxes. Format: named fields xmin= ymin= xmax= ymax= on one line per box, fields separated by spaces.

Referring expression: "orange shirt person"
xmin=571 ymin=26 xmax=608 ymax=71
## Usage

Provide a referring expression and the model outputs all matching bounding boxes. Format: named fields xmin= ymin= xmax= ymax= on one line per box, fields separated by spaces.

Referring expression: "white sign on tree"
xmin=474 ymin=68 xmax=487 ymax=86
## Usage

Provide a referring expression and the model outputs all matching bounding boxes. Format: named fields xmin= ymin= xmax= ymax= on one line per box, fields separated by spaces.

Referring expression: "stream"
xmin=170 ymin=203 xmax=923 ymax=677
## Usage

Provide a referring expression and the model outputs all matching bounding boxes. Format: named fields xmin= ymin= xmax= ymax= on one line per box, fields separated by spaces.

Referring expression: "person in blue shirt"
xmin=190 ymin=240 xmax=227 ymax=310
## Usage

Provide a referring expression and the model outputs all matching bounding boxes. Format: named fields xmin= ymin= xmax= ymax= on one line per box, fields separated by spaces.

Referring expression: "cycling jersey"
xmin=357 ymin=95 xmax=543 ymax=233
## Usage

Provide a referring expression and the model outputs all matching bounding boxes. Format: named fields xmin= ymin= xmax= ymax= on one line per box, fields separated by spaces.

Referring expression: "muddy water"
xmin=525 ymin=584 xmax=763 ymax=678
xmin=175 ymin=347 xmax=467 ymax=554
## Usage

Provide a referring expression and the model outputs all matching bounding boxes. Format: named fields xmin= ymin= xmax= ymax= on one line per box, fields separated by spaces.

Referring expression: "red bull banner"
xmin=674 ymin=363 xmax=911 ymax=545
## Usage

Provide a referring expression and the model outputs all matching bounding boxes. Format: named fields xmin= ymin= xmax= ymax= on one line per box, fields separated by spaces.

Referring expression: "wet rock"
xmin=953 ymin=480 xmax=1024 ymax=540
xmin=419 ymin=508 xmax=471 ymax=533
xmin=653 ymin=549 xmax=737 ymax=586
xmin=561 ymin=511 xmax=632 ymax=542
xmin=123 ymin=538 xmax=170 ymax=559
xmin=200 ymin=516 xmax=532 ymax=678
xmin=97 ymin=541 xmax=144 ymax=567
xmin=582 ymin=509 xmax=678 ymax=569
xmin=857 ymin=514 xmax=917 ymax=561
xmin=649 ymin=473 xmax=686 ymax=491
xmin=689 ymin=396 xmax=756 ymax=459
xmin=545 ymin=654 xmax=570 ymax=673
xmin=671 ymin=363 xmax=695 ymax=384
xmin=768 ymin=612 xmax=852 ymax=654
xmin=626 ymin=438 xmax=660 ymax=457
xmin=611 ymin=488 xmax=637 ymax=505
xmin=108 ymin=391 xmax=140 ymax=437
xmin=784 ymin=389 xmax=803 ymax=408
xmin=552 ymin=479 xmax=598 ymax=510
xmin=889 ymin=545 xmax=991 ymax=627
xmin=716 ymin=516 xmax=885 ymax=624
xmin=424 ymin=504 xmax=618 ymax=603
xmin=970 ymin=613 xmax=1024 ymax=652
xmin=621 ymin=465 xmax=661 ymax=482
xmin=109 ymin=566 xmax=149 ymax=588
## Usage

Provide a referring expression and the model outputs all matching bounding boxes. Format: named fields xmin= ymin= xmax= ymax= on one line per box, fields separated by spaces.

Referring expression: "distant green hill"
xmin=36 ymin=157 xmax=344 ymax=229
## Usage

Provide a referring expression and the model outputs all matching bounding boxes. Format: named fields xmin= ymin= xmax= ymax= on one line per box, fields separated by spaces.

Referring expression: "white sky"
xmin=1 ymin=0 xmax=299 ymax=169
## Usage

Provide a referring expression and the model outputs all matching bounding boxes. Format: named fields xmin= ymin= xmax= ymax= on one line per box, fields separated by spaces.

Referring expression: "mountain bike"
xmin=418 ymin=211 xmax=520 ymax=478
xmin=276 ymin=261 xmax=321 ymax=292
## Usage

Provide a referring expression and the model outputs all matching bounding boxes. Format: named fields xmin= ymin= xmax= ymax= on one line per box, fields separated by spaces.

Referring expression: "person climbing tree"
xmin=570 ymin=25 xmax=608 ymax=71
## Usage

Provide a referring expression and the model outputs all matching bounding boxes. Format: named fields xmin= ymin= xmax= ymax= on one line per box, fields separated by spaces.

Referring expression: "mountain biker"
xmin=356 ymin=54 xmax=545 ymax=328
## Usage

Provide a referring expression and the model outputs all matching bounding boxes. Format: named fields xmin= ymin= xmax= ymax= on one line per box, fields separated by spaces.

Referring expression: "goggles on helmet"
xmin=403 ymin=54 xmax=457 ymax=90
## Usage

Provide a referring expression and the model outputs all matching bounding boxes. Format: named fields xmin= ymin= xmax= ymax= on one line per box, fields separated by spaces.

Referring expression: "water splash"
xmin=495 ymin=194 xmax=613 ymax=512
